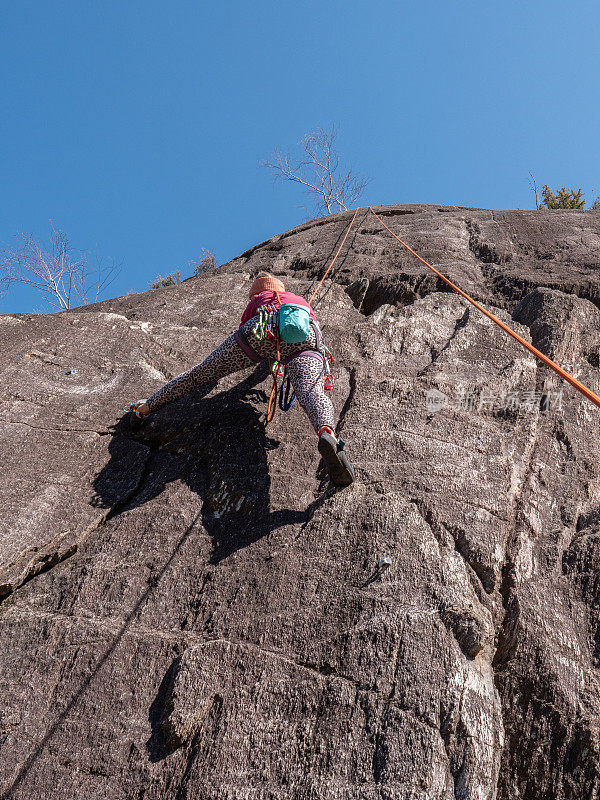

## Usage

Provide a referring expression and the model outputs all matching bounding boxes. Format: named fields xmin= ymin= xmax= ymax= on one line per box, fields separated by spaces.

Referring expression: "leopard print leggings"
xmin=146 ymin=315 xmax=335 ymax=433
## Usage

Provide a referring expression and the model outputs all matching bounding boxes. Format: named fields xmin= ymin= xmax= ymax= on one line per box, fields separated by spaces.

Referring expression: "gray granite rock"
xmin=1 ymin=205 xmax=599 ymax=798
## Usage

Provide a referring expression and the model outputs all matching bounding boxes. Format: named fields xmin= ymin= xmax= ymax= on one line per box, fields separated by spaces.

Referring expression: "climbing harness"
xmin=249 ymin=288 xmax=337 ymax=424
xmin=246 ymin=212 xmax=363 ymax=425
xmin=367 ymin=206 xmax=600 ymax=412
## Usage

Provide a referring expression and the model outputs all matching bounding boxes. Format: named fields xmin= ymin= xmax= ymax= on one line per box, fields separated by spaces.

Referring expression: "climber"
xmin=130 ymin=273 xmax=355 ymax=486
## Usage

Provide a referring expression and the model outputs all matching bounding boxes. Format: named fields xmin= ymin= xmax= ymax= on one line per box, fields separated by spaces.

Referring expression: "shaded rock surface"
xmin=1 ymin=205 xmax=600 ymax=798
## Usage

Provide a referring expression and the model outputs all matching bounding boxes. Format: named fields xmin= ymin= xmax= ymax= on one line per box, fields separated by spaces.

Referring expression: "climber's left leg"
xmin=146 ymin=333 xmax=255 ymax=413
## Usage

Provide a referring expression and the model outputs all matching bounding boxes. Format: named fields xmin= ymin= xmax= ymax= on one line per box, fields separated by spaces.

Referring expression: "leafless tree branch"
xmin=261 ymin=125 xmax=369 ymax=216
xmin=528 ymin=171 xmax=541 ymax=210
xmin=0 ymin=223 xmax=121 ymax=311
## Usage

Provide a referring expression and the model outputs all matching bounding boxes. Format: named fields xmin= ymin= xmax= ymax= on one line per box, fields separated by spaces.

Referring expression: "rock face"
xmin=1 ymin=204 xmax=600 ymax=799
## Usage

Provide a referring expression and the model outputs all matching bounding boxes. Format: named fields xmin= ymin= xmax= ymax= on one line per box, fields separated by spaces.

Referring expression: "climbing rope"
xmin=265 ymin=329 xmax=282 ymax=425
xmin=308 ymin=208 xmax=360 ymax=307
xmin=262 ymin=230 xmax=361 ymax=426
xmin=368 ymin=206 xmax=600 ymax=411
xmin=264 ymin=208 xmax=356 ymax=422
xmin=248 ymin=305 xmax=282 ymax=425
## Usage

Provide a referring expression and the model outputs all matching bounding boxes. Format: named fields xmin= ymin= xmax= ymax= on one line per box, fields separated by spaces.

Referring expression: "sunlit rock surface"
xmin=1 ymin=205 xmax=600 ymax=799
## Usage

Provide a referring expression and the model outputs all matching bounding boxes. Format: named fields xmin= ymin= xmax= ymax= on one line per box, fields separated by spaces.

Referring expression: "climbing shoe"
xmin=318 ymin=429 xmax=355 ymax=486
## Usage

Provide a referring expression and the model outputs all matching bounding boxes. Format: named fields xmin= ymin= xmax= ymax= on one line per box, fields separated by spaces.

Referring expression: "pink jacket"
xmin=241 ymin=290 xmax=316 ymax=326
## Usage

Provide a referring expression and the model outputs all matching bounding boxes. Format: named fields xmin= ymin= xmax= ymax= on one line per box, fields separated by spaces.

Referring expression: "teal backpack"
xmin=277 ymin=297 xmax=311 ymax=344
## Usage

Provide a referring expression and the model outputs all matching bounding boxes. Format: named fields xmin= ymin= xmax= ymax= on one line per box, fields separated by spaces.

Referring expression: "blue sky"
xmin=1 ymin=0 xmax=599 ymax=313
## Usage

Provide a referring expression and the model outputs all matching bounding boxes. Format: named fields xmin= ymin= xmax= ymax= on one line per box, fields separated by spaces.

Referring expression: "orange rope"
xmin=265 ymin=330 xmax=281 ymax=425
xmin=266 ymin=211 xmax=358 ymax=425
xmin=308 ymin=208 xmax=359 ymax=306
xmin=266 ymin=372 xmax=277 ymax=423
xmin=369 ymin=206 xmax=600 ymax=410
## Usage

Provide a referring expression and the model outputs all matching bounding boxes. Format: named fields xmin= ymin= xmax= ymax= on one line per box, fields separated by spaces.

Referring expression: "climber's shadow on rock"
xmin=93 ymin=365 xmax=311 ymax=564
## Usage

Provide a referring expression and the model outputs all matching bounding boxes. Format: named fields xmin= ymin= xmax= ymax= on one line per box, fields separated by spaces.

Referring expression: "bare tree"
xmin=262 ymin=125 xmax=369 ymax=216
xmin=0 ymin=223 xmax=119 ymax=311
xmin=528 ymin=171 xmax=541 ymax=209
